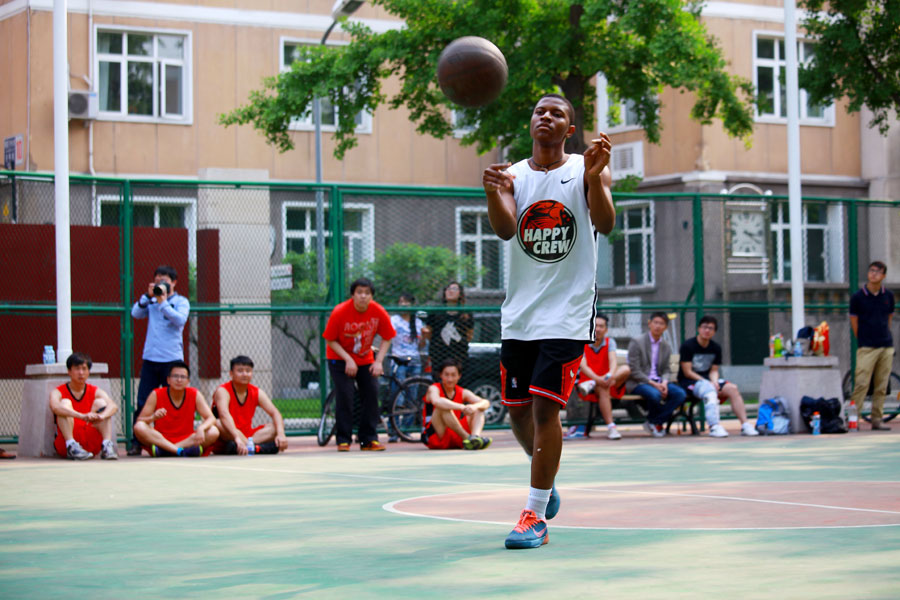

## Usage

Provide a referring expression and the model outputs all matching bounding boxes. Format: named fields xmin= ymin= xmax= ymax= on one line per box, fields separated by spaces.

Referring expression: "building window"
xmin=596 ymin=74 xmax=642 ymax=132
xmin=451 ymin=109 xmax=476 ymax=138
xmin=455 ymin=207 xmax=504 ymax=290
xmin=95 ymin=27 xmax=191 ymax=123
xmin=281 ymin=40 xmax=372 ymax=133
xmin=95 ymin=195 xmax=197 ymax=261
xmin=754 ymin=34 xmax=833 ymax=124
xmin=609 ymin=141 xmax=644 ymax=180
xmin=597 ymin=201 xmax=655 ymax=288
xmin=282 ymin=201 xmax=374 ymax=268
xmin=769 ymin=201 xmax=844 ymax=283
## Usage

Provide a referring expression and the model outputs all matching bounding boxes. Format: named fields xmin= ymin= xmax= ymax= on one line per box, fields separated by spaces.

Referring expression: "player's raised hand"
xmin=584 ymin=134 xmax=611 ymax=178
xmin=483 ymin=163 xmax=515 ymax=192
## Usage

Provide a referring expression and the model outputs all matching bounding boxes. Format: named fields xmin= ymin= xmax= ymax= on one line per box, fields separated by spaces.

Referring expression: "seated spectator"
xmin=133 ymin=361 xmax=219 ymax=457
xmin=423 ymin=359 xmax=492 ymax=450
xmin=626 ymin=312 xmax=687 ymax=437
xmin=575 ymin=314 xmax=630 ymax=440
xmin=49 ymin=352 xmax=119 ymax=460
xmin=212 ymin=355 xmax=288 ymax=455
xmin=678 ymin=316 xmax=759 ymax=438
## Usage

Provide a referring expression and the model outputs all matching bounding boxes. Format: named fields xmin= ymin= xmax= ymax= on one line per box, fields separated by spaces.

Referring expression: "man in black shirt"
xmin=678 ymin=315 xmax=759 ymax=437
xmin=849 ymin=261 xmax=896 ymax=430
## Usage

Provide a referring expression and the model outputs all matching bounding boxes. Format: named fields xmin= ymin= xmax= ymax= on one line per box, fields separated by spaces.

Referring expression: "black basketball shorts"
xmin=500 ymin=339 xmax=587 ymax=407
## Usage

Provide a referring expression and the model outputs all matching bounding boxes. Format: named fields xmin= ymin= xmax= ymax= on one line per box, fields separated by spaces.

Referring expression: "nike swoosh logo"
xmin=533 ymin=526 xmax=547 ymax=537
xmin=561 ymin=177 xmax=575 ymax=184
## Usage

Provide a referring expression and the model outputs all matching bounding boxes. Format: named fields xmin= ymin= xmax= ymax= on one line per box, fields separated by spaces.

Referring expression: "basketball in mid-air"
xmin=436 ymin=36 xmax=508 ymax=108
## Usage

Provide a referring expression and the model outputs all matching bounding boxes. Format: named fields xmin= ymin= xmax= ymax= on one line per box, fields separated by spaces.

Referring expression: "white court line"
xmin=157 ymin=460 xmax=900 ymax=529
xmin=383 ymin=493 xmax=900 ymax=531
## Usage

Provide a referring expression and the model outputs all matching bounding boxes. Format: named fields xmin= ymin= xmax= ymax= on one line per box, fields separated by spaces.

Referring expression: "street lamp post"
xmin=314 ymin=0 xmax=364 ymax=290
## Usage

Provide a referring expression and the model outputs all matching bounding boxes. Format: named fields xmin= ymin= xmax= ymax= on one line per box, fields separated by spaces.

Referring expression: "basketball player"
xmin=482 ymin=94 xmax=614 ymax=549
xmin=422 ymin=359 xmax=492 ymax=451
xmin=133 ymin=361 xmax=218 ymax=456
xmin=212 ymin=355 xmax=288 ymax=455
xmin=49 ymin=353 xmax=119 ymax=460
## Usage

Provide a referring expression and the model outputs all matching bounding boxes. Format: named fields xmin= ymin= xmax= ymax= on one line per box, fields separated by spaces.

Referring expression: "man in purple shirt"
xmin=625 ymin=312 xmax=686 ymax=437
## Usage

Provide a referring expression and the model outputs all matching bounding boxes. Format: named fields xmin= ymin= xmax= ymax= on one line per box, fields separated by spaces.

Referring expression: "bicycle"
xmin=316 ymin=356 xmax=432 ymax=446
xmin=841 ymin=369 xmax=900 ymax=422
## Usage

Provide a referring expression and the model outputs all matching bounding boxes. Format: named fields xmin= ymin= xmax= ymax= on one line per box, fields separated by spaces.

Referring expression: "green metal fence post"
xmin=847 ymin=197 xmax=858 ymax=378
xmin=692 ymin=194 xmax=705 ymax=318
xmin=121 ymin=180 xmax=134 ymax=443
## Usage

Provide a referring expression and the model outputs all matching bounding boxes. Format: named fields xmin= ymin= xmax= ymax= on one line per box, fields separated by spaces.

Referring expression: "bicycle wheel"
xmin=389 ymin=376 xmax=431 ymax=443
xmin=316 ymin=389 xmax=337 ymax=446
xmin=842 ymin=370 xmax=900 ymax=423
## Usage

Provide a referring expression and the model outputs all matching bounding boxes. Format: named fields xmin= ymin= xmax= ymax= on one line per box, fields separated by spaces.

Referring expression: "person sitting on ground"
xmin=574 ymin=314 xmax=631 ymax=440
xmin=212 ymin=355 xmax=288 ymax=455
xmin=626 ymin=312 xmax=687 ymax=438
xmin=133 ymin=361 xmax=218 ymax=457
xmin=678 ymin=315 xmax=759 ymax=438
xmin=422 ymin=359 xmax=492 ymax=450
xmin=49 ymin=352 xmax=120 ymax=460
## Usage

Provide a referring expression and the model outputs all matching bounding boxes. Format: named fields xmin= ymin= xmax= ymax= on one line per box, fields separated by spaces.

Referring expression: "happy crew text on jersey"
xmin=516 ymin=199 xmax=577 ymax=263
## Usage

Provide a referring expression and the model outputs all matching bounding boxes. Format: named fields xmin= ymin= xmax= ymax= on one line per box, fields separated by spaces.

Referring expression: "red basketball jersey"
xmin=579 ymin=338 xmax=611 ymax=383
xmin=422 ymin=382 xmax=464 ymax=425
xmin=54 ymin=383 xmax=103 ymax=456
xmin=217 ymin=381 xmax=259 ymax=438
xmin=152 ymin=386 xmax=197 ymax=443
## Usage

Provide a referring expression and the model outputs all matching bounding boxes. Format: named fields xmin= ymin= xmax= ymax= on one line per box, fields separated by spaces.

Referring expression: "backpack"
xmin=756 ymin=396 xmax=790 ymax=435
xmin=800 ymin=396 xmax=847 ymax=434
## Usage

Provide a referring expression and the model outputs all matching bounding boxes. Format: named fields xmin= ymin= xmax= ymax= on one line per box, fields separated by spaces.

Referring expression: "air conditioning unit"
xmin=68 ymin=91 xmax=99 ymax=120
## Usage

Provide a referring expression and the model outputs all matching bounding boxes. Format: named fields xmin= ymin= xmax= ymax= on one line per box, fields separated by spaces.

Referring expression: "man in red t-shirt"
xmin=49 ymin=352 xmax=120 ymax=460
xmin=212 ymin=355 xmax=288 ymax=455
xmin=423 ymin=359 xmax=492 ymax=450
xmin=133 ymin=361 xmax=218 ymax=457
xmin=323 ymin=278 xmax=396 ymax=452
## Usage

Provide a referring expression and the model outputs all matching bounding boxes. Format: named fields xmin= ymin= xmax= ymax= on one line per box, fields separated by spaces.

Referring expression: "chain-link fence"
xmin=1 ymin=170 xmax=897 ymax=441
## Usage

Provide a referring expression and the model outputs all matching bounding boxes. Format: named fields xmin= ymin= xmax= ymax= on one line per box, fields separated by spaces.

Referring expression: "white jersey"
xmin=501 ymin=154 xmax=598 ymax=342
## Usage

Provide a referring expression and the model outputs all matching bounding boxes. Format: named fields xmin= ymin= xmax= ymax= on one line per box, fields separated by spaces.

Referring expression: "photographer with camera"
xmin=128 ymin=265 xmax=190 ymax=455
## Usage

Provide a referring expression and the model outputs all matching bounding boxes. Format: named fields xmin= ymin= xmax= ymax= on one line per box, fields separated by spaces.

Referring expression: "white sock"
xmin=65 ymin=439 xmax=77 ymax=449
xmin=102 ymin=439 xmax=115 ymax=450
xmin=525 ymin=487 xmax=552 ymax=521
xmin=607 ymin=422 xmax=617 ymax=429
xmin=703 ymin=392 xmax=720 ymax=426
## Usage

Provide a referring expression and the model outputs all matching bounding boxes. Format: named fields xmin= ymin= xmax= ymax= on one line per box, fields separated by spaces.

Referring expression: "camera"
xmin=153 ymin=282 xmax=171 ymax=296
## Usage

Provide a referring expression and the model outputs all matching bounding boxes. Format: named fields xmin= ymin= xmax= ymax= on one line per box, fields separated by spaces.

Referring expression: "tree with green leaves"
xmin=221 ymin=0 xmax=754 ymax=160
xmin=800 ymin=0 xmax=900 ymax=134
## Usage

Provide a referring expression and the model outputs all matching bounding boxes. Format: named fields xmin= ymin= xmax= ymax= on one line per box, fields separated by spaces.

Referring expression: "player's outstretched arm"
xmin=584 ymin=134 xmax=615 ymax=235
xmin=462 ymin=389 xmax=490 ymax=412
xmin=258 ymin=390 xmax=288 ymax=451
xmin=483 ymin=163 xmax=517 ymax=240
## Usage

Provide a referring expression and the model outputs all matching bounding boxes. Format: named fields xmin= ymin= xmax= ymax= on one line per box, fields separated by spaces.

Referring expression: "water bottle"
xmin=812 ymin=412 xmax=821 ymax=435
xmin=246 ymin=437 xmax=255 ymax=456
xmin=42 ymin=345 xmax=55 ymax=365
xmin=793 ymin=340 xmax=803 ymax=357
xmin=847 ymin=401 xmax=858 ymax=432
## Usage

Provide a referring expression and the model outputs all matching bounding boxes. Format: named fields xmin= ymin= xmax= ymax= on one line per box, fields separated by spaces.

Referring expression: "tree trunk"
xmin=561 ymin=76 xmax=588 ymax=155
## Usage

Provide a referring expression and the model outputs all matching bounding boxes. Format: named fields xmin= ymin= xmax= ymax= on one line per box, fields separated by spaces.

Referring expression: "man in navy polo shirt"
xmin=849 ymin=261 xmax=895 ymax=430
xmin=128 ymin=265 xmax=191 ymax=454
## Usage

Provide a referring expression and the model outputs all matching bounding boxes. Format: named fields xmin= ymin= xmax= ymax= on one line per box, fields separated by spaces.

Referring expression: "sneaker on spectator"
xmin=479 ymin=436 xmax=492 ymax=450
xmin=563 ymin=425 xmax=585 ymax=441
xmin=607 ymin=426 xmax=622 ymax=440
xmin=100 ymin=443 xmax=118 ymax=460
xmin=66 ymin=441 xmax=93 ymax=460
xmin=709 ymin=424 xmax=729 ymax=438
xmin=180 ymin=445 xmax=203 ymax=457
xmin=361 ymin=441 xmax=386 ymax=451
xmin=126 ymin=444 xmax=143 ymax=457
xmin=504 ymin=509 xmax=549 ymax=549
xmin=643 ymin=421 xmax=666 ymax=438
xmin=337 ymin=443 xmax=350 ymax=452
xmin=741 ymin=422 xmax=760 ymax=436
xmin=577 ymin=380 xmax=595 ymax=395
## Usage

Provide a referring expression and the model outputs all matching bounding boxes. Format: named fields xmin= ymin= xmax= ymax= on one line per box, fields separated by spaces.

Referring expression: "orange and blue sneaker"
xmin=504 ymin=509 xmax=548 ymax=549
xmin=545 ymin=484 xmax=560 ymax=520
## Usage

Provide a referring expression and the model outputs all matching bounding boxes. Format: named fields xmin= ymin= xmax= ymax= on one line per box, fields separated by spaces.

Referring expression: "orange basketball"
xmin=436 ymin=37 xmax=508 ymax=107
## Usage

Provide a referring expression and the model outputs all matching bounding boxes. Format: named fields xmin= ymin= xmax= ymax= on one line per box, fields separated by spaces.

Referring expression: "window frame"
xmin=93 ymin=24 xmax=193 ymax=125
xmin=596 ymin=74 xmax=643 ymax=133
xmin=454 ymin=206 xmax=506 ymax=291
xmin=280 ymin=37 xmax=372 ymax=134
xmin=597 ymin=200 xmax=655 ymax=290
xmin=768 ymin=201 xmax=844 ymax=284
xmin=94 ymin=194 xmax=197 ymax=262
xmin=281 ymin=200 xmax=375 ymax=267
xmin=752 ymin=30 xmax=835 ymax=127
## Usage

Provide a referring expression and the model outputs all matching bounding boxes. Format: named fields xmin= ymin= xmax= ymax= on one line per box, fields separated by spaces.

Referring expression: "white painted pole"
xmin=784 ymin=0 xmax=805 ymax=339
xmin=53 ymin=0 xmax=73 ymax=362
